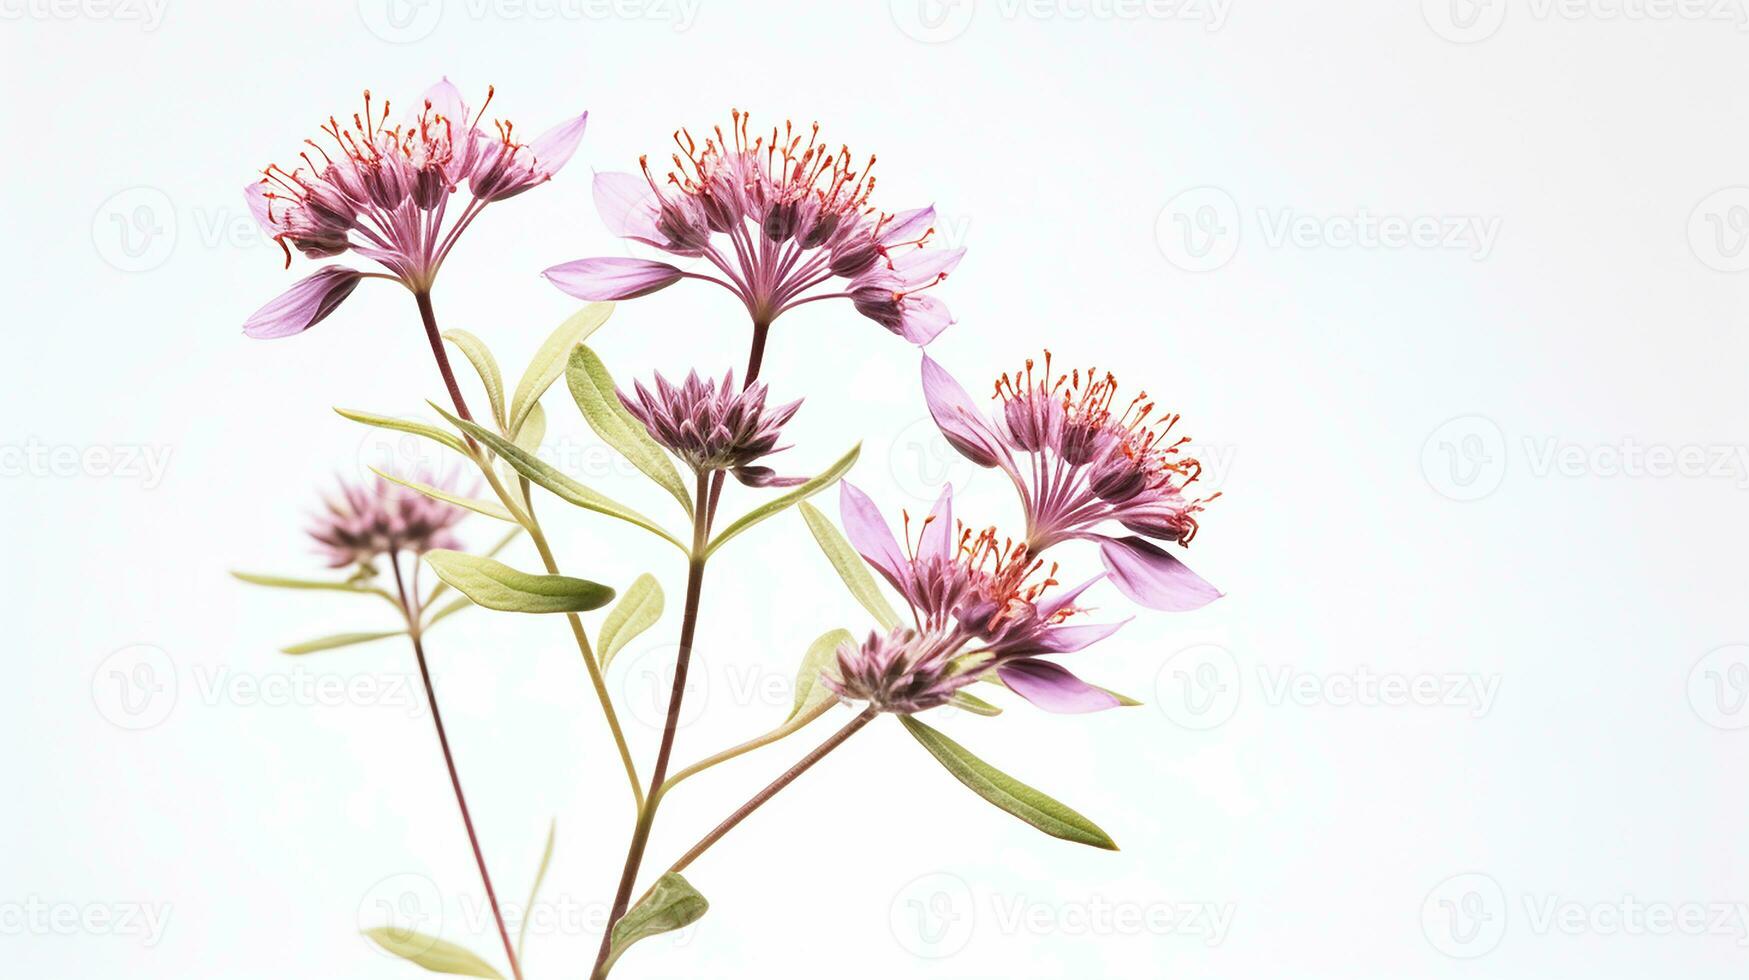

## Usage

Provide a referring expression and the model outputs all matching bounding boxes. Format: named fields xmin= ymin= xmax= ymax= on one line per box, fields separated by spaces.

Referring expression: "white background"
xmin=4 ymin=0 xmax=1748 ymax=977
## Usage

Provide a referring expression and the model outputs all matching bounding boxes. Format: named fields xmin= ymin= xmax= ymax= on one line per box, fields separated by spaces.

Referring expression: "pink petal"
xmin=999 ymin=660 xmax=1121 ymax=714
xmin=838 ymin=481 xmax=908 ymax=591
xmin=593 ymin=171 xmax=661 ymax=241
xmin=529 ymin=112 xmax=588 ymax=178
xmin=242 ymin=266 xmax=363 ymax=339
xmin=416 ymin=78 xmax=471 ymax=131
xmin=1034 ymin=573 xmax=1106 ymax=620
xmin=919 ymin=484 xmax=953 ymax=563
xmin=1036 ymin=618 xmax=1129 ymax=653
xmin=542 ymin=257 xmax=683 ymax=300
xmin=243 ymin=183 xmax=275 ymax=235
xmin=880 ymin=206 xmax=936 ymax=245
xmin=921 ymin=355 xmax=1004 ymax=467
xmin=1097 ymin=535 xmax=1222 ymax=612
xmin=895 ymin=294 xmax=954 ymax=345
xmin=892 ymin=246 xmax=965 ymax=287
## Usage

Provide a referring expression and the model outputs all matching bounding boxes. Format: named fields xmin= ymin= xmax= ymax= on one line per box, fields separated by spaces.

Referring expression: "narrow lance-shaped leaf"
xmin=706 ymin=443 xmax=861 ymax=558
xmin=360 ymin=928 xmax=504 ymax=979
xmin=424 ymin=550 xmax=615 ymax=615
xmin=516 ymin=820 xmax=557 ymax=964
xmin=948 ymin=690 xmax=1003 ymax=716
xmin=597 ymin=573 xmax=664 ymax=670
xmin=605 ymin=874 xmax=708 ymax=974
xmin=431 ymin=404 xmax=687 ymax=552
xmin=334 ymin=407 xmax=469 ymax=457
xmin=280 ymin=631 xmax=405 ymax=655
xmin=230 ymin=571 xmax=392 ymax=599
xmin=371 ymin=467 xmax=516 ymax=523
xmin=789 ymin=628 xmax=852 ymax=723
xmin=898 ymin=716 xmax=1118 ymax=850
xmin=566 ymin=344 xmax=693 ymax=516
xmin=797 ymin=501 xmax=902 ymax=631
xmin=508 ymin=302 xmax=614 ymax=436
xmin=443 ymin=329 xmax=508 ymax=432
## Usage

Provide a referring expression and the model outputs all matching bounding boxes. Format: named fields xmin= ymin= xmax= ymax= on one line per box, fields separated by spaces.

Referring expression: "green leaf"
xmin=948 ymin=691 xmax=1003 ymax=716
xmin=565 ymin=345 xmax=693 ymax=515
xmin=230 ymin=571 xmax=385 ymax=596
xmin=706 ymin=443 xmax=861 ymax=558
xmin=424 ymin=550 xmax=615 ymax=614
xmin=444 ymin=329 xmax=508 ymax=432
xmin=514 ymin=402 xmax=547 ymax=455
xmin=509 ymin=303 xmax=613 ymax=437
xmin=898 ymin=716 xmax=1117 ymax=850
xmin=422 ymin=596 xmax=474 ymax=629
xmin=360 ymin=927 xmax=504 ymax=979
xmin=516 ymin=820 xmax=556 ymax=964
xmin=789 ymin=628 xmax=851 ymax=722
xmin=432 ymin=405 xmax=687 ymax=552
xmin=280 ymin=631 xmax=404 ymax=655
xmin=334 ymin=408 xmax=469 ymax=457
xmin=425 ymin=527 xmax=522 ymax=610
xmin=371 ymin=467 xmax=516 ymax=522
xmin=605 ymin=873 xmax=708 ymax=974
xmin=597 ymin=573 xmax=664 ymax=670
xmin=797 ymin=501 xmax=902 ymax=631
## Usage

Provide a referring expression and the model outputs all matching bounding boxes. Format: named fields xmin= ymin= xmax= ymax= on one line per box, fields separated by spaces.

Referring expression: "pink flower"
xmin=242 ymin=79 xmax=586 ymax=338
xmin=620 ymin=369 xmax=805 ymax=487
xmin=831 ymin=482 xmax=1128 ymax=714
xmin=921 ymin=352 xmax=1222 ymax=613
xmin=543 ymin=112 xmax=963 ymax=344
xmin=308 ymin=471 xmax=468 ymax=569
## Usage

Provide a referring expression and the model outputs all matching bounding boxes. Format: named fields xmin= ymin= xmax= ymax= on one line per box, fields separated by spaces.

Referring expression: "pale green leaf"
xmin=516 ymin=820 xmax=557 ymax=964
xmin=425 ymin=527 xmax=522 ymax=610
xmin=334 ymin=408 xmax=469 ymax=457
xmin=705 ymin=443 xmax=860 ymax=558
xmin=371 ymin=468 xmax=515 ymax=523
xmin=360 ymin=927 xmax=504 ymax=979
xmin=797 ymin=501 xmax=902 ymax=631
xmin=230 ymin=571 xmax=386 ymax=597
xmin=280 ymin=631 xmax=405 ymax=655
xmin=789 ymin=628 xmax=852 ymax=722
xmin=597 ymin=573 xmax=664 ymax=670
xmin=565 ymin=345 xmax=693 ymax=515
xmin=514 ymin=402 xmax=547 ymax=455
xmin=605 ymin=873 xmax=708 ymax=973
xmin=443 ymin=329 xmax=508 ymax=432
xmin=508 ymin=303 xmax=613 ymax=436
xmin=424 ymin=550 xmax=615 ymax=614
xmin=898 ymin=716 xmax=1117 ymax=850
xmin=432 ymin=405 xmax=686 ymax=552
xmin=948 ymin=691 xmax=1003 ymax=716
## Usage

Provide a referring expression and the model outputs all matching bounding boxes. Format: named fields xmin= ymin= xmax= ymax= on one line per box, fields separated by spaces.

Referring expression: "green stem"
xmin=390 ymin=554 xmax=524 ymax=980
xmin=631 ymin=706 xmax=878 ymax=914
xmin=590 ymin=472 xmax=713 ymax=980
xmin=413 ymin=291 xmax=644 ymax=808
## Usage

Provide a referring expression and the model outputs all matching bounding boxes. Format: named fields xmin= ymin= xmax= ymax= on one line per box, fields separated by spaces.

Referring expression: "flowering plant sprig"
xmin=234 ymin=93 xmax=1222 ymax=980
